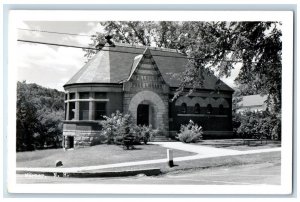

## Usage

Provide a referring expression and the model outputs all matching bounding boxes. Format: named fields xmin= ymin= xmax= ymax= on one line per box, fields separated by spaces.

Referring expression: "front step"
xmin=152 ymin=135 xmax=175 ymax=142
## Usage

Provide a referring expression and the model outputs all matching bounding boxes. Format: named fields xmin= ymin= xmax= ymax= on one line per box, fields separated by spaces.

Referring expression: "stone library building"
xmin=62 ymin=43 xmax=234 ymax=148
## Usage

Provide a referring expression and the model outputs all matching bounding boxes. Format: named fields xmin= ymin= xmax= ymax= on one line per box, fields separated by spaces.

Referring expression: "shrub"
xmin=100 ymin=111 xmax=133 ymax=144
xmin=100 ymin=111 xmax=158 ymax=147
xmin=130 ymin=124 xmax=157 ymax=144
xmin=140 ymin=125 xmax=157 ymax=144
xmin=236 ymin=110 xmax=281 ymax=140
xmin=177 ymin=120 xmax=203 ymax=143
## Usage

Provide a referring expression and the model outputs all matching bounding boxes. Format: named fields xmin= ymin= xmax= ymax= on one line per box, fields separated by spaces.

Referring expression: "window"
xmin=95 ymin=102 xmax=106 ymax=120
xmin=64 ymin=103 xmax=67 ymax=120
xmin=95 ymin=92 xmax=107 ymax=99
xmin=219 ymin=104 xmax=224 ymax=115
xmin=68 ymin=102 xmax=75 ymax=120
xmin=79 ymin=92 xmax=89 ymax=99
xmin=207 ymin=104 xmax=213 ymax=114
xmin=65 ymin=93 xmax=68 ymax=100
xmin=69 ymin=93 xmax=75 ymax=100
xmin=194 ymin=103 xmax=200 ymax=114
xmin=181 ymin=103 xmax=187 ymax=114
xmin=79 ymin=102 xmax=89 ymax=120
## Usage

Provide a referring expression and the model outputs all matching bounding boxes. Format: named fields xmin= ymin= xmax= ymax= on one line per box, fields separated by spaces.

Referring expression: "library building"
xmin=62 ymin=43 xmax=234 ymax=148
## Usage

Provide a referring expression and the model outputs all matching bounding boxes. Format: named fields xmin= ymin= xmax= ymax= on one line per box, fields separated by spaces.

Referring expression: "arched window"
xmin=194 ymin=103 xmax=200 ymax=114
xmin=207 ymin=104 xmax=213 ymax=114
xmin=181 ymin=103 xmax=187 ymax=114
xmin=219 ymin=104 xmax=224 ymax=115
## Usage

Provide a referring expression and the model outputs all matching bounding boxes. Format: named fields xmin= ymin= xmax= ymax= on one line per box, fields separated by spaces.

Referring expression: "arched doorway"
xmin=136 ymin=100 xmax=157 ymax=127
xmin=128 ymin=90 xmax=167 ymax=131
xmin=137 ymin=104 xmax=149 ymax=126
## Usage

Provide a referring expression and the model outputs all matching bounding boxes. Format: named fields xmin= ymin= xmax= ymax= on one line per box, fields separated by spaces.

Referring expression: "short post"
xmin=167 ymin=149 xmax=174 ymax=167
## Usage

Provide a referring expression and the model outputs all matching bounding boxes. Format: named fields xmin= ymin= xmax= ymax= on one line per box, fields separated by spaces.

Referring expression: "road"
xmin=17 ymin=161 xmax=280 ymax=185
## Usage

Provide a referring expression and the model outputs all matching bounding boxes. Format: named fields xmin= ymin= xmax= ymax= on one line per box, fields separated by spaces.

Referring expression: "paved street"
xmin=17 ymin=161 xmax=280 ymax=185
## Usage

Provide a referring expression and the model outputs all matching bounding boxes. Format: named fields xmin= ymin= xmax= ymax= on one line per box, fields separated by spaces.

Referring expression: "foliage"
xmin=177 ymin=120 xmax=203 ymax=143
xmin=131 ymin=124 xmax=157 ymax=144
xmin=100 ymin=111 xmax=132 ymax=144
xmin=17 ymin=81 xmax=64 ymax=151
xmin=236 ymin=110 xmax=281 ymax=140
xmin=100 ymin=111 xmax=158 ymax=146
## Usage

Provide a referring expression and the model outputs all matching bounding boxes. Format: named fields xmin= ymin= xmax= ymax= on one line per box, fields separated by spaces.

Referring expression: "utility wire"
xmin=18 ymin=28 xmax=94 ymax=37
xmin=17 ymin=39 xmax=281 ymax=65
xmin=17 ymin=28 xmax=282 ymax=65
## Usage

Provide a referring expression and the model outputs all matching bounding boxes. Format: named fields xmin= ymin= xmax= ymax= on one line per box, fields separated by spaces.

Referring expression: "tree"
xmin=17 ymin=81 xmax=39 ymax=151
xmin=16 ymin=81 xmax=65 ymax=151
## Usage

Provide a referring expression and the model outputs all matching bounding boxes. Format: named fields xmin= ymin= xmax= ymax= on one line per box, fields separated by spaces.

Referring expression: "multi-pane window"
xmin=65 ymin=92 xmax=108 ymax=121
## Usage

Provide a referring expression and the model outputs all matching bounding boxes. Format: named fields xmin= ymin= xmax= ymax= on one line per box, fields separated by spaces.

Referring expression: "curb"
xmin=17 ymin=168 xmax=161 ymax=178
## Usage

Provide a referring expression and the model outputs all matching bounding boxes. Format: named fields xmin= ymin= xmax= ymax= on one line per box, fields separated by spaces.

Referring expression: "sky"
xmin=16 ymin=21 xmax=240 ymax=91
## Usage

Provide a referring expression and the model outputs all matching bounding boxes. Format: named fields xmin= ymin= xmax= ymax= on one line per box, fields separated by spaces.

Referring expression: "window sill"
xmin=177 ymin=114 xmax=228 ymax=117
xmin=63 ymin=120 xmax=102 ymax=124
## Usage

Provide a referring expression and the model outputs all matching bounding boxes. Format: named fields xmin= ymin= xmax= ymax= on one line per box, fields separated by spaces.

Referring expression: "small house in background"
xmin=236 ymin=94 xmax=268 ymax=113
xmin=62 ymin=43 xmax=234 ymax=149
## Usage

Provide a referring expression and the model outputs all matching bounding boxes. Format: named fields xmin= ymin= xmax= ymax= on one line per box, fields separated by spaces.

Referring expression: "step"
xmin=152 ymin=136 xmax=176 ymax=142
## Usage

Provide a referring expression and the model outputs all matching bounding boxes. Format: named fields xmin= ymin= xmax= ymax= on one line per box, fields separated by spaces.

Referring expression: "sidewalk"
xmin=17 ymin=142 xmax=281 ymax=174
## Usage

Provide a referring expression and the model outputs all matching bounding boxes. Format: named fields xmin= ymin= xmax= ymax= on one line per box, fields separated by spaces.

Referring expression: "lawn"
xmin=91 ymin=151 xmax=281 ymax=174
xmin=17 ymin=144 xmax=196 ymax=168
xmin=194 ymin=139 xmax=281 ymax=151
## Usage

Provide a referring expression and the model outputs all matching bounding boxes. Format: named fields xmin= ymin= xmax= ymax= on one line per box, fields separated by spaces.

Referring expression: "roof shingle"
xmin=64 ymin=44 xmax=234 ymax=92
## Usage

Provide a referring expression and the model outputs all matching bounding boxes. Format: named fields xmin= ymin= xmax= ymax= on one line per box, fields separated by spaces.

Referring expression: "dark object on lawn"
xmin=55 ymin=160 xmax=63 ymax=167
xmin=123 ymin=135 xmax=135 ymax=150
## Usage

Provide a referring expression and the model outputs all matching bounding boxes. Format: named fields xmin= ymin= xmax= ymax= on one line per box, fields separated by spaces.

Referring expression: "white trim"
xmin=64 ymin=99 xmax=109 ymax=103
xmin=177 ymin=114 xmax=228 ymax=118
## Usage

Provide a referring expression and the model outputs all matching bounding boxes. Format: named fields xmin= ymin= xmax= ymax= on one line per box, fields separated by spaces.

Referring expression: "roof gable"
xmin=125 ymin=48 xmax=166 ymax=85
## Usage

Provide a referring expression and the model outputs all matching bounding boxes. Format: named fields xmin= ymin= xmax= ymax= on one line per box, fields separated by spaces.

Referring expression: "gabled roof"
xmin=239 ymin=94 xmax=268 ymax=107
xmin=64 ymin=43 xmax=234 ymax=92
xmin=128 ymin=54 xmax=143 ymax=80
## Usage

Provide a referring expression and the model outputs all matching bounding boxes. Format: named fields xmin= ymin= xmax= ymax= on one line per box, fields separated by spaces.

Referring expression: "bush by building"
xmin=100 ymin=111 xmax=158 ymax=147
xmin=177 ymin=120 xmax=203 ymax=143
xmin=235 ymin=110 xmax=281 ymax=140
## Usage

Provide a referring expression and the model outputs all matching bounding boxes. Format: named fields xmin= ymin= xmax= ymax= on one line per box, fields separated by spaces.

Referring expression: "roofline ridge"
xmin=113 ymin=42 xmax=179 ymax=53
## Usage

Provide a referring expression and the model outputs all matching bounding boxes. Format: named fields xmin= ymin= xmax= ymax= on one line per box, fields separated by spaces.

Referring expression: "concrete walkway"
xmin=17 ymin=142 xmax=281 ymax=173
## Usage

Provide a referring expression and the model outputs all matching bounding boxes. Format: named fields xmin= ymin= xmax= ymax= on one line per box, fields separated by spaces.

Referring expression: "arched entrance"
xmin=137 ymin=103 xmax=149 ymax=126
xmin=128 ymin=90 xmax=167 ymax=131
xmin=136 ymin=100 xmax=157 ymax=127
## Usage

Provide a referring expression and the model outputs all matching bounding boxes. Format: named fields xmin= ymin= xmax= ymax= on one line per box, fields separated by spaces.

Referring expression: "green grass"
xmin=91 ymin=151 xmax=281 ymax=174
xmin=194 ymin=139 xmax=281 ymax=151
xmin=17 ymin=144 xmax=196 ymax=168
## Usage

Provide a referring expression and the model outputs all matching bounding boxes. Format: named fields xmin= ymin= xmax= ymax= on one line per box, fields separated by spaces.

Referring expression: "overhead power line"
xmin=18 ymin=39 xmax=96 ymax=50
xmin=17 ymin=39 xmax=281 ymax=65
xmin=18 ymin=28 xmax=94 ymax=37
